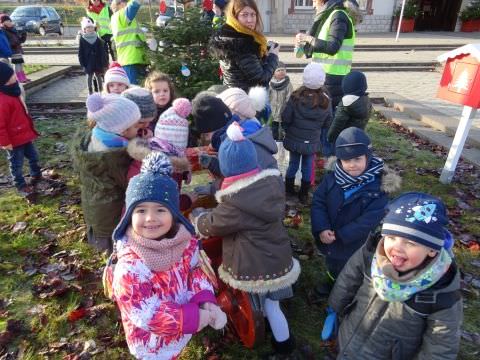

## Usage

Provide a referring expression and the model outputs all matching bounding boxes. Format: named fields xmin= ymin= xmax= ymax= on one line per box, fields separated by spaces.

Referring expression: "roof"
xmin=437 ymin=44 xmax=480 ymax=63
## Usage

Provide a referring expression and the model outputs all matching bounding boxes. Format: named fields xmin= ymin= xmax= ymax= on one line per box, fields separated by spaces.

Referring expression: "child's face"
xmin=274 ymin=68 xmax=286 ymax=81
xmin=1 ymin=20 xmax=13 ymax=28
xmin=84 ymin=26 xmax=95 ymax=34
xmin=132 ymin=202 xmax=173 ymax=239
xmin=340 ymin=155 xmax=368 ymax=177
xmin=383 ymin=235 xmax=437 ymax=272
xmin=138 ymin=116 xmax=154 ymax=129
xmin=121 ymin=122 xmax=141 ymax=139
xmin=108 ymin=82 xmax=128 ymax=94
xmin=151 ymin=81 xmax=171 ymax=107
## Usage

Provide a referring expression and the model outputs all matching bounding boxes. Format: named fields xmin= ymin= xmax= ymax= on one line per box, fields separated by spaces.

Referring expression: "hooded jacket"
xmin=246 ymin=125 xmax=278 ymax=170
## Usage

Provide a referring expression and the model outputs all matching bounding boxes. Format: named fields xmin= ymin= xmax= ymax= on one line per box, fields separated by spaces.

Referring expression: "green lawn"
xmin=24 ymin=64 xmax=50 ymax=75
xmin=0 ymin=112 xmax=478 ymax=359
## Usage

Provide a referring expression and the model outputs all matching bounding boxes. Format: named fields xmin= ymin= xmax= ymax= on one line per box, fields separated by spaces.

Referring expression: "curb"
xmin=24 ymin=65 xmax=74 ymax=98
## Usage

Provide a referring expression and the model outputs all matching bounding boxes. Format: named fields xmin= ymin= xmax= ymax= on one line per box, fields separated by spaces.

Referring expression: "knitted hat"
xmin=113 ymin=152 xmax=194 ymax=241
xmin=382 ymin=192 xmax=450 ymax=251
xmin=0 ymin=61 xmax=14 ymax=86
xmin=192 ymin=92 xmax=232 ymax=133
xmin=342 ymin=71 xmax=368 ymax=97
xmin=86 ymin=93 xmax=141 ymax=134
xmin=0 ymin=14 xmax=11 ymax=23
xmin=217 ymin=86 xmax=267 ymax=119
xmin=104 ymin=61 xmax=130 ymax=87
xmin=207 ymin=84 xmax=229 ymax=94
xmin=303 ymin=63 xmax=326 ymax=90
xmin=81 ymin=17 xmax=95 ymax=31
xmin=335 ymin=127 xmax=371 ymax=160
xmin=219 ymin=122 xmax=258 ymax=177
xmin=276 ymin=61 xmax=286 ymax=71
xmin=155 ymin=98 xmax=191 ymax=152
xmin=214 ymin=0 xmax=227 ymax=10
xmin=122 ymin=87 xmax=157 ymax=119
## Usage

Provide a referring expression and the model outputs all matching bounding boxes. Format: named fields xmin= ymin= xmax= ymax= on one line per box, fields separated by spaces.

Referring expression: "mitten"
xmin=197 ymin=308 xmax=211 ymax=332
xmin=208 ymin=304 xmax=227 ymax=330
xmin=321 ymin=306 xmax=338 ymax=341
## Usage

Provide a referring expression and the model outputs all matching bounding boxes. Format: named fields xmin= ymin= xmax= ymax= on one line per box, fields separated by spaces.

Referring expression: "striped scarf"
xmin=334 ymin=156 xmax=384 ymax=192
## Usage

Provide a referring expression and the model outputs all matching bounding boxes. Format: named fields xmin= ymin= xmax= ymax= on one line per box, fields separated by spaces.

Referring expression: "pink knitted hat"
xmin=104 ymin=62 xmax=130 ymax=88
xmin=154 ymin=98 xmax=192 ymax=152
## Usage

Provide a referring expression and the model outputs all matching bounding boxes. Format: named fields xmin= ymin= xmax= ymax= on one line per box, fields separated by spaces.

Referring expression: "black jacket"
xmin=210 ymin=24 xmax=278 ymax=92
xmin=78 ymin=35 xmax=108 ymax=74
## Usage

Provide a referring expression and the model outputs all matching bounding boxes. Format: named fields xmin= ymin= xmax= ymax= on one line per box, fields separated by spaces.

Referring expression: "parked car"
xmin=10 ymin=6 xmax=64 ymax=36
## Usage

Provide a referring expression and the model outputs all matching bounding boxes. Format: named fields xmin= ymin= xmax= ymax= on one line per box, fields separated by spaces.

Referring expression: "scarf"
xmin=92 ymin=126 xmax=128 ymax=148
xmin=0 ymin=82 xmax=21 ymax=97
xmin=371 ymin=239 xmax=452 ymax=302
xmin=334 ymin=156 xmax=384 ymax=192
xmin=221 ymin=167 xmax=260 ymax=189
xmin=269 ymin=76 xmax=290 ymax=91
xmin=149 ymin=136 xmax=184 ymax=157
xmin=88 ymin=2 xmax=104 ymax=14
xmin=225 ymin=16 xmax=268 ymax=57
xmin=126 ymin=224 xmax=191 ymax=272
xmin=82 ymin=31 xmax=98 ymax=45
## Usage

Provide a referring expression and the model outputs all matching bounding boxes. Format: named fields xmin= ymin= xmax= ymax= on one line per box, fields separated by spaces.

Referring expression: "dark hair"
xmin=225 ymin=0 xmax=264 ymax=33
xmin=144 ymin=71 xmax=176 ymax=102
xmin=291 ymin=86 xmax=330 ymax=109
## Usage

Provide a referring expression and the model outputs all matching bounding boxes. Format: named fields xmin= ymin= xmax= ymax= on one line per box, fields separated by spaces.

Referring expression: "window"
xmin=47 ymin=7 xmax=59 ymax=20
xmin=295 ymin=0 xmax=314 ymax=9
xmin=41 ymin=8 xmax=49 ymax=19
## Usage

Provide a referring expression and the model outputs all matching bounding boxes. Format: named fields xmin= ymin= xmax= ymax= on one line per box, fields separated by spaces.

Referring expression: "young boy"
xmin=0 ymin=62 xmax=41 ymax=197
xmin=327 ymin=71 xmax=372 ymax=144
xmin=269 ymin=61 xmax=293 ymax=141
xmin=328 ymin=192 xmax=462 ymax=359
xmin=311 ymin=127 xmax=400 ymax=297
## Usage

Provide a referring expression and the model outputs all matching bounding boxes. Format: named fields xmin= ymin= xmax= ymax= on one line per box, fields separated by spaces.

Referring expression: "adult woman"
xmin=295 ymin=0 xmax=356 ymax=109
xmin=210 ymin=0 xmax=279 ymax=92
xmin=86 ymin=0 xmax=116 ymax=61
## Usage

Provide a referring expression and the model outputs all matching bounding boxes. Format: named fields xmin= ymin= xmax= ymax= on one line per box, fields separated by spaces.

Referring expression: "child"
xmin=281 ymin=63 xmax=331 ymax=203
xmin=311 ymin=127 xmax=400 ymax=297
xmin=327 ymin=71 xmax=372 ymax=144
xmin=78 ymin=17 xmax=108 ymax=95
xmin=144 ymin=70 xmax=175 ymax=131
xmin=1 ymin=15 xmax=28 ymax=83
xmin=191 ymin=123 xmax=301 ymax=358
xmin=0 ymin=15 xmax=12 ymax=63
xmin=103 ymin=61 xmax=130 ymax=94
xmin=328 ymin=192 xmax=462 ymax=359
xmin=111 ymin=152 xmax=226 ymax=359
xmin=0 ymin=62 xmax=41 ymax=197
xmin=72 ymin=93 xmax=141 ymax=252
xmin=269 ymin=61 xmax=293 ymax=141
xmin=121 ymin=86 xmax=157 ymax=138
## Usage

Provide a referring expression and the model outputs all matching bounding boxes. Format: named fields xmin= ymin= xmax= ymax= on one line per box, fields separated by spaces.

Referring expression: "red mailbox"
xmin=437 ymin=44 xmax=480 ymax=109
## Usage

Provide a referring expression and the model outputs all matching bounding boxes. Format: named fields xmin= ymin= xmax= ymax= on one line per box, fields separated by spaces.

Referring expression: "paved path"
xmin=27 ymin=74 xmax=88 ymax=104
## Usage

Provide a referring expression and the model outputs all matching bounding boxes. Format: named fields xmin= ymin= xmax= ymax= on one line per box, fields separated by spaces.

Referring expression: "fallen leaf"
xmin=68 ymin=308 xmax=87 ymax=322
xmin=12 ymin=222 xmax=27 ymax=233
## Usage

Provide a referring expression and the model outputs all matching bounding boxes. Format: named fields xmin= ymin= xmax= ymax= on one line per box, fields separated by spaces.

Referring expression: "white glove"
xmin=202 ymin=303 xmax=227 ymax=330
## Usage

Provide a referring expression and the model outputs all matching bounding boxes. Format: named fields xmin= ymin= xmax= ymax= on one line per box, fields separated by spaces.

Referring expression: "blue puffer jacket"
xmin=0 ymin=29 xmax=12 ymax=59
xmin=311 ymin=163 xmax=400 ymax=263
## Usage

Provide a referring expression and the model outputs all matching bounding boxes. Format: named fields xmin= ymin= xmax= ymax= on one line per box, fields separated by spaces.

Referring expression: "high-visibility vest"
xmin=87 ymin=6 xmax=112 ymax=37
xmin=312 ymin=9 xmax=355 ymax=76
xmin=111 ymin=7 xmax=147 ymax=65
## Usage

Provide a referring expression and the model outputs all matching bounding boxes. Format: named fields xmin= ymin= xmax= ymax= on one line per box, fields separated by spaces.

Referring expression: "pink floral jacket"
xmin=112 ymin=237 xmax=216 ymax=359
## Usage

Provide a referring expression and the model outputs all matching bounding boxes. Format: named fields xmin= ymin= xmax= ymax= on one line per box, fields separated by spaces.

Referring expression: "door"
xmin=46 ymin=7 xmax=61 ymax=33
xmin=257 ymin=0 xmax=271 ymax=33
xmin=415 ymin=0 xmax=463 ymax=31
xmin=40 ymin=7 xmax=51 ymax=32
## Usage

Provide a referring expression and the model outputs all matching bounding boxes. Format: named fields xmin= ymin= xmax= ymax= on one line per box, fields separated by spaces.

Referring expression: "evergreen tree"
xmin=147 ymin=6 xmax=221 ymax=99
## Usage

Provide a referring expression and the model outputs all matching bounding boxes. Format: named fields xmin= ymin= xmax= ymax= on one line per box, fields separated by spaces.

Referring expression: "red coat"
xmin=0 ymin=92 xmax=38 ymax=147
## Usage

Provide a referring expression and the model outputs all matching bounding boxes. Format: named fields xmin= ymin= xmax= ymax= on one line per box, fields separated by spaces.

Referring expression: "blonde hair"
xmin=225 ymin=0 xmax=264 ymax=33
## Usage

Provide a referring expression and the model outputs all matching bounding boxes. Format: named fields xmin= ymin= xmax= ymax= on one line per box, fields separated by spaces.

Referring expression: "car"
xmin=10 ymin=6 xmax=64 ymax=36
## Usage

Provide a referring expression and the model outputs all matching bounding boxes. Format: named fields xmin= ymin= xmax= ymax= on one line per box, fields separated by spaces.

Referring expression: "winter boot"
xmin=265 ymin=336 xmax=299 ymax=360
xmin=18 ymin=71 xmax=30 ymax=83
xmin=285 ymin=177 xmax=296 ymax=195
xmin=21 ymin=71 xmax=31 ymax=82
xmin=298 ymin=181 xmax=310 ymax=204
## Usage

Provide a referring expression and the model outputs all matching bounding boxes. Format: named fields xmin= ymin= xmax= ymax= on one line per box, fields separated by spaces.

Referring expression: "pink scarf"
xmin=126 ymin=225 xmax=192 ymax=271
xmin=221 ymin=168 xmax=260 ymax=189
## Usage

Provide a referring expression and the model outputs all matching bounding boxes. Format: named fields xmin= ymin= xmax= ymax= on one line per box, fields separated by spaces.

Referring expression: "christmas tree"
xmin=147 ymin=5 xmax=221 ymax=99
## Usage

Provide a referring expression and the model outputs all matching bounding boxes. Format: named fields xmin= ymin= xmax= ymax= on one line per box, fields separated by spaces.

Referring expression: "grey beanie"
xmin=122 ymin=87 xmax=158 ymax=119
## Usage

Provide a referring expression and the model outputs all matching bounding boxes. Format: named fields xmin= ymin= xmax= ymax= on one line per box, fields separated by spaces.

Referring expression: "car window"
xmin=41 ymin=8 xmax=49 ymax=18
xmin=12 ymin=7 xmax=40 ymax=17
xmin=47 ymin=8 xmax=59 ymax=20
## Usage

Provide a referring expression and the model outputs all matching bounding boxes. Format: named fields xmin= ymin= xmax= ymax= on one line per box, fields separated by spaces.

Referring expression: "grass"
xmin=23 ymin=64 xmax=49 ymax=75
xmin=0 ymin=112 xmax=479 ymax=359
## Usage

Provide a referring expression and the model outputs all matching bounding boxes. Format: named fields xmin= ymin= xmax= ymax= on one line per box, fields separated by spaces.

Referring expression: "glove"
xmin=209 ymin=304 xmax=227 ymax=330
xmin=321 ymin=306 xmax=338 ymax=341
xmin=197 ymin=308 xmax=211 ymax=332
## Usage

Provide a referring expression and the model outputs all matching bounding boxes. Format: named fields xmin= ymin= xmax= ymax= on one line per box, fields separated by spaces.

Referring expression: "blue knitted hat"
xmin=335 ymin=127 xmax=372 ymax=160
xmin=113 ymin=152 xmax=194 ymax=240
xmin=342 ymin=71 xmax=368 ymax=97
xmin=219 ymin=122 xmax=258 ymax=177
xmin=381 ymin=192 xmax=450 ymax=251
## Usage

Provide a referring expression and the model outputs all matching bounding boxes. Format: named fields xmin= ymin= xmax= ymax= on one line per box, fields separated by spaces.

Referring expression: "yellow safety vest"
xmin=111 ymin=7 xmax=147 ymax=65
xmin=87 ymin=6 xmax=112 ymax=37
xmin=312 ymin=9 xmax=355 ymax=76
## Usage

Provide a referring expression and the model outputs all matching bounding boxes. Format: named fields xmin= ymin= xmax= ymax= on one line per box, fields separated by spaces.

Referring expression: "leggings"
xmin=86 ymin=72 xmax=103 ymax=94
xmin=14 ymin=63 xmax=24 ymax=73
xmin=264 ymin=298 xmax=290 ymax=342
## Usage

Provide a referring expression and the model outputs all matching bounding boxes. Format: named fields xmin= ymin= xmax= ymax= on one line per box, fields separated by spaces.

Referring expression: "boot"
xmin=285 ymin=177 xmax=296 ymax=195
xmin=21 ymin=71 xmax=31 ymax=82
xmin=18 ymin=71 xmax=30 ymax=83
xmin=298 ymin=181 xmax=310 ymax=204
xmin=265 ymin=336 xmax=298 ymax=360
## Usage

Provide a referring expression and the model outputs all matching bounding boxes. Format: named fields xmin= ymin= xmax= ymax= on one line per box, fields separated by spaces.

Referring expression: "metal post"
xmin=439 ymin=106 xmax=478 ymax=184
xmin=395 ymin=0 xmax=407 ymax=42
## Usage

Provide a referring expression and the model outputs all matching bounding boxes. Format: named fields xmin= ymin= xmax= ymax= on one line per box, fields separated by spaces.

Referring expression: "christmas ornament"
xmin=181 ymin=63 xmax=191 ymax=77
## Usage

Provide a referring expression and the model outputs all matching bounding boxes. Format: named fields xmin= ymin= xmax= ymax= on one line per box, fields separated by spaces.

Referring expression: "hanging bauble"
xmin=181 ymin=64 xmax=191 ymax=77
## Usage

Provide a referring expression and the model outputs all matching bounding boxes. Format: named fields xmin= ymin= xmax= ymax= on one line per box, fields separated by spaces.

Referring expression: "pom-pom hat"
xmin=113 ymin=152 xmax=194 ymax=240
xmin=104 ymin=61 xmax=130 ymax=88
xmin=81 ymin=17 xmax=95 ymax=31
xmin=217 ymin=87 xmax=267 ymax=120
xmin=155 ymin=98 xmax=191 ymax=152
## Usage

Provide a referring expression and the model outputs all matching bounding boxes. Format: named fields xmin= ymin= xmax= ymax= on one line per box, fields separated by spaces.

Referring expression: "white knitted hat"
xmin=154 ymin=98 xmax=192 ymax=151
xmin=104 ymin=62 xmax=130 ymax=87
xmin=303 ymin=63 xmax=326 ymax=90
xmin=86 ymin=93 xmax=141 ymax=134
xmin=81 ymin=17 xmax=95 ymax=31
xmin=217 ymin=86 xmax=267 ymax=119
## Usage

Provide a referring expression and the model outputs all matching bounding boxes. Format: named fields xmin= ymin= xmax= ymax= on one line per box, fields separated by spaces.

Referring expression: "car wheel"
xmin=39 ymin=26 xmax=46 ymax=36
xmin=58 ymin=25 xmax=64 ymax=36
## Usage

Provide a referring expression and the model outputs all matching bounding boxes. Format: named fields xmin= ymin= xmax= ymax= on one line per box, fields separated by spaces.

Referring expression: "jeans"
xmin=123 ymin=64 xmax=146 ymax=85
xmin=286 ymin=151 xmax=313 ymax=182
xmin=6 ymin=141 xmax=41 ymax=189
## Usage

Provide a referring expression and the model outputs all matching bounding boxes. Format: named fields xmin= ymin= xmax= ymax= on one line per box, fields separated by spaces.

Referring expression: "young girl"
xmin=311 ymin=127 xmax=400 ymax=298
xmin=281 ymin=63 xmax=332 ymax=203
xmin=269 ymin=61 xmax=293 ymax=141
xmin=111 ymin=152 xmax=226 ymax=359
xmin=191 ymin=123 xmax=301 ymax=358
xmin=144 ymin=70 xmax=175 ymax=131
xmin=72 ymin=93 xmax=141 ymax=252
xmin=1 ymin=15 xmax=28 ymax=83
xmin=103 ymin=61 xmax=130 ymax=94
xmin=328 ymin=192 xmax=462 ymax=359
xmin=78 ymin=17 xmax=108 ymax=95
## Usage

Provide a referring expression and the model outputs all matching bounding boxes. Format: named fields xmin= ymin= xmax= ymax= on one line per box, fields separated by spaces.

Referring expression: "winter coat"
xmin=327 ymin=95 xmax=372 ymax=143
xmin=71 ymin=126 xmax=131 ymax=238
xmin=210 ymin=24 xmax=278 ymax=92
xmin=311 ymin=161 xmax=401 ymax=263
xmin=304 ymin=0 xmax=355 ymax=108
xmin=281 ymin=95 xmax=332 ymax=155
xmin=329 ymin=235 xmax=462 ymax=360
xmin=78 ymin=35 xmax=108 ymax=74
xmin=4 ymin=27 xmax=26 ymax=55
xmin=195 ymin=169 xmax=300 ymax=293
xmin=269 ymin=77 xmax=293 ymax=123
xmin=113 ymin=235 xmax=216 ymax=359
xmin=0 ymin=29 xmax=12 ymax=59
xmin=0 ymin=92 xmax=38 ymax=148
